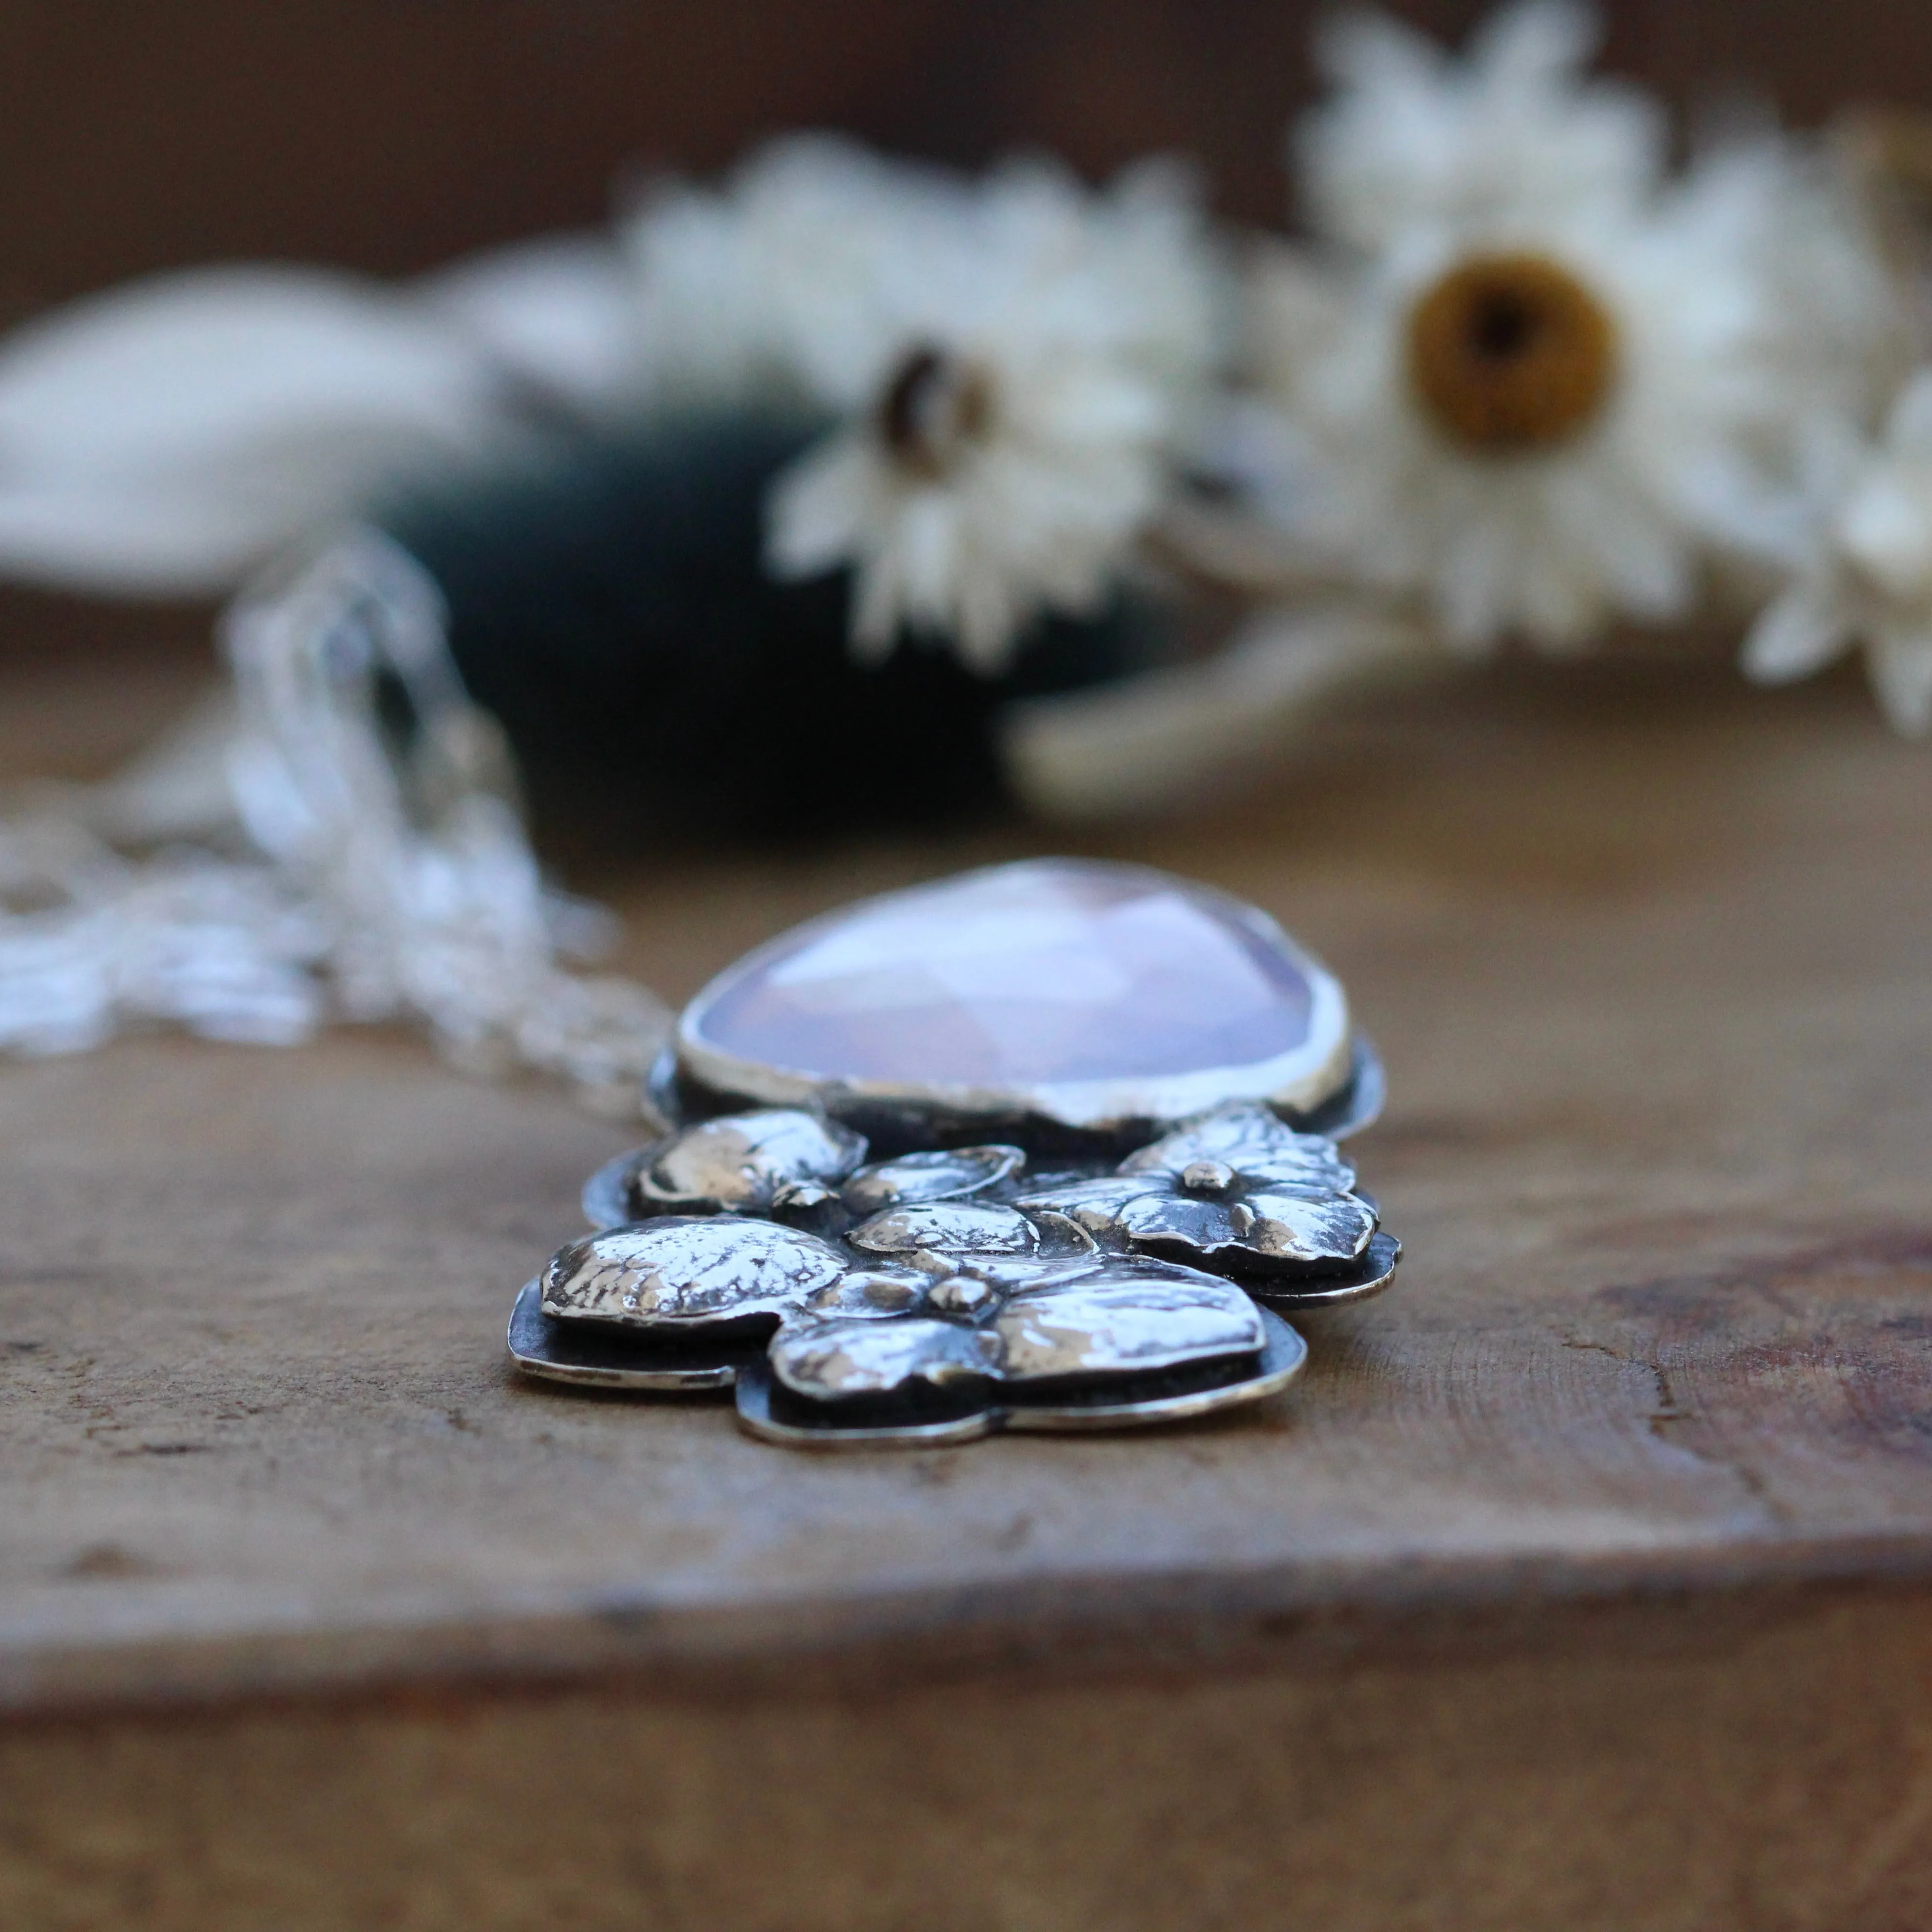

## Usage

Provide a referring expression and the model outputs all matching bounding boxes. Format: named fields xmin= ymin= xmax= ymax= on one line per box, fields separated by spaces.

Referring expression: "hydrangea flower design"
xmin=581 ymin=1111 xmax=1024 ymax=1232
xmin=512 ymin=1101 xmax=1396 ymax=1446
xmin=753 ymin=1246 xmax=1302 ymax=1448
xmin=1013 ymin=1102 xmax=1398 ymax=1303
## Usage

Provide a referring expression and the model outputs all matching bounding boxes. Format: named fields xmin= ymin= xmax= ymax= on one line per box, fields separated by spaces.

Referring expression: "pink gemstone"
xmin=682 ymin=860 xmax=1329 ymax=1099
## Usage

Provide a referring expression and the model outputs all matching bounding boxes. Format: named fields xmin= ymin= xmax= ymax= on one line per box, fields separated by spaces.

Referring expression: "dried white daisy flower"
xmin=620 ymin=135 xmax=974 ymax=415
xmin=758 ymin=154 xmax=1224 ymax=674
xmin=1297 ymin=0 xmax=1664 ymax=253
xmin=622 ymin=138 xmax=1224 ymax=672
xmin=765 ymin=333 xmax=1161 ymax=676
xmin=1250 ymin=1 xmax=1899 ymax=655
xmin=1744 ymin=369 xmax=1932 ymax=734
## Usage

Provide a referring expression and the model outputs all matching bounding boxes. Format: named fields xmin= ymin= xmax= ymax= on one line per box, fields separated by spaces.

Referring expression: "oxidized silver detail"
xmin=1121 ymin=1103 xmax=1357 ymax=1190
xmin=775 ymin=1315 xmax=1000 ymax=1400
xmin=735 ymin=1306 xmax=1308 ymax=1449
xmin=1017 ymin=1101 xmax=1378 ymax=1277
xmin=1180 ymin=1158 xmax=1238 ymax=1194
xmin=626 ymin=1109 xmax=867 ymax=1217
xmin=805 ymin=1266 xmax=931 ymax=1318
xmin=848 ymin=1201 xmax=1045 ymax=1259
xmin=840 ymin=1145 xmax=1025 ymax=1214
xmin=767 ymin=1251 xmax=1266 ymax=1412
xmin=1300 ymin=1036 xmax=1385 ymax=1142
xmin=1243 ymin=1229 xmax=1404 ymax=1310
xmin=994 ymin=1261 xmax=1267 ymax=1381
xmin=582 ymin=1147 xmax=640 ymax=1232
xmin=507 ymin=1280 xmax=743 ymax=1392
xmin=733 ymin=1376 xmax=1000 ymax=1449
xmin=582 ymin=1119 xmax=1025 ymax=1235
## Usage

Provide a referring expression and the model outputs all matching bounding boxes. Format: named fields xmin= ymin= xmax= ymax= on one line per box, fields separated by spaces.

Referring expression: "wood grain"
xmin=5 ymin=1587 xmax=1932 ymax=1932
xmin=4 ymin=640 xmax=1932 ymax=1926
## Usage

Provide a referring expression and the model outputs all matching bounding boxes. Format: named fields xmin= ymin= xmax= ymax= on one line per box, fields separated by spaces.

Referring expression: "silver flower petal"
xmin=1013 ymin=1101 xmax=1375 ymax=1278
xmin=1243 ymin=1187 xmax=1378 ymax=1264
xmin=1121 ymin=1102 xmax=1355 ymax=1193
xmin=542 ymin=1217 xmax=847 ymax=1331
xmin=630 ymin=1109 xmax=867 ymax=1216
xmin=803 ymin=1264 xmax=931 ymax=1319
xmin=840 ymin=1144 xmax=1025 ymax=1215
xmin=771 ymin=1316 xmax=1000 ymax=1402
xmin=770 ymin=1253 xmax=1266 ymax=1406
xmin=849 ymin=1200 xmax=1043 ymax=1259
xmin=1011 ymin=1174 xmax=1163 ymax=1236
xmin=1112 ymin=1186 xmax=1376 ymax=1272
xmin=905 ymin=1246 xmax=1099 ymax=1293
xmin=993 ymin=1262 xmax=1265 ymax=1382
xmin=736 ymin=1307 xmax=1308 ymax=1449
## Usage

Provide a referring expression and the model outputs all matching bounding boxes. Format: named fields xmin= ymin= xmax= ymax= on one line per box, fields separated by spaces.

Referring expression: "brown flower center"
xmin=878 ymin=344 xmax=994 ymax=480
xmin=1405 ymin=252 xmax=1619 ymax=455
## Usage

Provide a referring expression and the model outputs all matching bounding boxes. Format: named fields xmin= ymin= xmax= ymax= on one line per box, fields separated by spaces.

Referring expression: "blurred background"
xmin=0 ymin=0 xmax=1923 ymax=676
xmin=0 ymin=0 xmax=1914 ymax=745
xmin=0 ymin=0 xmax=1927 ymax=316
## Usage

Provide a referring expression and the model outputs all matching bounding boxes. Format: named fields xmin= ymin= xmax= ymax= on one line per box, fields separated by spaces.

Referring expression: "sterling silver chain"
xmin=0 ymin=530 xmax=671 ymax=1112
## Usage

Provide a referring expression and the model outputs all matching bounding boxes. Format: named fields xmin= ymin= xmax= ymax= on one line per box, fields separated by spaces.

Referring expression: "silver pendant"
xmin=508 ymin=858 xmax=1400 ymax=1448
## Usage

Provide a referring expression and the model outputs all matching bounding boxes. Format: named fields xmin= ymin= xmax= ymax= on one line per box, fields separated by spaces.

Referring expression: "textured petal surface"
xmin=1107 ymin=1184 xmax=1378 ymax=1271
xmin=541 ymin=1218 xmax=846 ymax=1328
xmin=841 ymin=1145 xmax=1024 ymax=1214
xmin=770 ymin=1315 xmax=997 ymax=1400
xmin=1121 ymin=1101 xmax=1355 ymax=1190
xmin=1111 ymin=1192 xmax=1252 ymax=1250
xmin=1011 ymin=1174 xmax=1167 ymax=1237
xmin=849 ymin=1201 xmax=1043 ymax=1257
xmin=635 ymin=1110 xmax=867 ymax=1215
xmin=1241 ymin=1189 xmax=1380 ymax=1266
xmin=993 ymin=1264 xmax=1263 ymax=1382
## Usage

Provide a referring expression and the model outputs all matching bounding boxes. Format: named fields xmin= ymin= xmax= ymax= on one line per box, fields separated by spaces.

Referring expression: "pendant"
xmin=507 ymin=858 xmax=1400 ymax=1449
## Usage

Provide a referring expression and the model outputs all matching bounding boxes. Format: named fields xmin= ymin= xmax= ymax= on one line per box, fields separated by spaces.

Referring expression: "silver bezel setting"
xmin=674 ymin=861 xmax=1356 ymax=1140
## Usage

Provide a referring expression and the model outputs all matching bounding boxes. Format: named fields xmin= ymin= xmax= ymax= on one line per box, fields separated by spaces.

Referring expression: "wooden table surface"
xmin=4 ymin=635 xmax=1932 ymax=1930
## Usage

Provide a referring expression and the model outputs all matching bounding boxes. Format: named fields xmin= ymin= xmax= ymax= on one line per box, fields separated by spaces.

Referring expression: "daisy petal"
xmin=1868 ymin=626 xmax=1932 ymax=735
xmin=1837 ymin=476 xmax=1932 ymax=602
xmin=1742 ymin=582 xmax=1855 ymax=684
xmin=1887 ymin=370 xmax=1932 ymax=461
xmin=1311 ymin=7 xmax=1442 ymax=92
xmin=1470 ymin=0 xmax=1598 ymax=85
xmin=764 ymin=433 xmax=870 ymax=577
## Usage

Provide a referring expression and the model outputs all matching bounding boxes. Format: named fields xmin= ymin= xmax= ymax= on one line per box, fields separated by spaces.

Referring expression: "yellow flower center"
xmin=878 ymin=344 xmax=994 ymax=480
xmin=1405 ymin=252 xmax=1619 ymax=455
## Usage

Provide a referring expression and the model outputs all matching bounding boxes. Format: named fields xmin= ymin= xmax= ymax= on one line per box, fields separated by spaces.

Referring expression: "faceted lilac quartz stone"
xmin=679 ymin=860 xmax=1349 ymax=1126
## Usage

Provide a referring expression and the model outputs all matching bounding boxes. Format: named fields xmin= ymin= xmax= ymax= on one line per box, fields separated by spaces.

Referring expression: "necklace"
xmin=509 ymin=858 xmax=1399 ymax=1449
